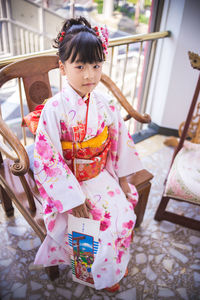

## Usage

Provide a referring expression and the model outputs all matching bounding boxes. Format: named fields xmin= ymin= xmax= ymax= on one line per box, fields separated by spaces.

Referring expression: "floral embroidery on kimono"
xmin=33 ymin=82 xmax=143 ymax=290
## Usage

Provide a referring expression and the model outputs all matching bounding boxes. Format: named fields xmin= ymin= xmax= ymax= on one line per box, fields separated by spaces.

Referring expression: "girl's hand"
xmin=119 ymin=176 xmax=131 ymax=199
xmin=119 ymin=177 xmax=138 ymax=208
xmin=72 ymin=198 xmax=92 ymax=218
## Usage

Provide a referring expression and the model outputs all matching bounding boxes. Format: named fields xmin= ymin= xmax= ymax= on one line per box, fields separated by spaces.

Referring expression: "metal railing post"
xmin=38 ymin=5 xmax=45 ymax=51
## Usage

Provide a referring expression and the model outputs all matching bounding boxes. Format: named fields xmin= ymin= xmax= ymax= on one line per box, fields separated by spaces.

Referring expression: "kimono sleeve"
xmin=34 ymin=106 xmax=86 ymax=214
xmin=106 ymin=101 xmax=143 ymax=178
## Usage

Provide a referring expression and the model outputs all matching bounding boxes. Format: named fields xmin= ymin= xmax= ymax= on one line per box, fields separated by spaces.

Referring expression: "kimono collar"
xmin=82 ymin=93 xmax=90 ymax=103
xmin=61 ymin=82 xmax=101 ymax=140
xmin=64 ymin=81 xmax=91 ymax=104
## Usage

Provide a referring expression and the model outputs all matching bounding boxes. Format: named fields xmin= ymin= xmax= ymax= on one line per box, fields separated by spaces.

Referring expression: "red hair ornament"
xmin=59 ymin=31 xmax=66 ymax=42
xmin=94 ymin=25 xmax=109 ymax=55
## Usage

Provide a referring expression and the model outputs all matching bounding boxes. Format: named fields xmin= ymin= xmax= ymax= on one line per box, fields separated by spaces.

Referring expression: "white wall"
xmin=10 ymin=0 xmax=64 ymax=52
xmin=11 ymin=0 xmax=39 ymax=30
xmin=146 ymin=0 xmax=200 ymax=130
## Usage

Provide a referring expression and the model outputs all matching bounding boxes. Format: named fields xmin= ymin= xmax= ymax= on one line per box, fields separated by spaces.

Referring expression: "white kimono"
xmin=33 ymin=82 xmax=143 ymax=289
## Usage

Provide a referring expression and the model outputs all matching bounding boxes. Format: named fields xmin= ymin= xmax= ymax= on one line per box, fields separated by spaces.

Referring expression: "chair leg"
xmin=45 ymin=265 xmax=59 ymax=281
xmin=154 ymin=196 xmax=170 ymax=221
xmin=135 ymin=182 xmax=151 ymax=227
xmin=0 ymin=185 xmax=14 ymax=217
xmin=155 ymin=196 xmax=200 ymax=231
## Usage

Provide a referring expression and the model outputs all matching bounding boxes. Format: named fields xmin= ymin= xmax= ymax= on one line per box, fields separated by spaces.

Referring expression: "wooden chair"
xmin=0 ymin=55 xmax=153 ymax=280
xmin=154 ymin=51 xmax=200 ymax=231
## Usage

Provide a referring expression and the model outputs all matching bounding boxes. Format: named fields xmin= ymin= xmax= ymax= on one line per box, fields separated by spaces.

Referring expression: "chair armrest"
xmin=0 ymin=116 xmax=30 ymax=176
xmin=126 ymin=169 xmax=153 ymax=188
xmin=101 ymin=73 xmax=151 ymax=124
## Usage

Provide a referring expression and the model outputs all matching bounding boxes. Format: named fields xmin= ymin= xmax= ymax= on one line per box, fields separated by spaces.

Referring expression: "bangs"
xmin=64 ymin=31 xmax=105 ymax=64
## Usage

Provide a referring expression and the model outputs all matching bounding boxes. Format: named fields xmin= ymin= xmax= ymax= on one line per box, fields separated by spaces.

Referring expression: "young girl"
xmin=32 ymin=17 xmax=143 ymax=291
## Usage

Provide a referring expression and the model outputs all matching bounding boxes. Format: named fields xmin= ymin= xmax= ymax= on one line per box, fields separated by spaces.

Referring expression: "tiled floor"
xmin=0 ymin=135 xmax=200 ymax=300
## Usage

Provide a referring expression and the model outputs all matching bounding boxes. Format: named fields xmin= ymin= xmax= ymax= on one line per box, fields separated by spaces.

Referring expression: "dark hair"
xmin=53 ymin=17 xmax=105 ymax=64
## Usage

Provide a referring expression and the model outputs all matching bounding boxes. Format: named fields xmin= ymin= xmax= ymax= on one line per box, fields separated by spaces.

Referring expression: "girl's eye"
xmin=76 ymin=66 xmax=84 ymax=70
xmin=94 ymin=65 xmax=100 ymax=69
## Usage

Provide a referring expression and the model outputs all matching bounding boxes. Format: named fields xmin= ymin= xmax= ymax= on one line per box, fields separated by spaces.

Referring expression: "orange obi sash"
xmin=61 ymin=126 xmax=111 ymax=182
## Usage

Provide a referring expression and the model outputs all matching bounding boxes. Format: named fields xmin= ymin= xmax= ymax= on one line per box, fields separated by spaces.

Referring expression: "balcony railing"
xmin=0 ymin=30 xmax=170 ymax=140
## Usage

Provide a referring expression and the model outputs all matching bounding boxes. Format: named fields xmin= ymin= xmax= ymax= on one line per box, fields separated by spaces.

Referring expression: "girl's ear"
xmin=59 ymin=60 xmax=66 ymax=76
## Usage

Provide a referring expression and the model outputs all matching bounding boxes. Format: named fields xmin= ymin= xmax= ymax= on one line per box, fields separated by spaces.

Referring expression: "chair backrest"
xmin=170 ymin=52 xmax=200 ymax=166
xmin=178 ymin=102 xmax=200 ymax=143
xmin=0 ymin=55 xmax=151 ymax=161
xmin=0 ymin=55 xmax=59 ymax=112
xmin=0 ymin=55 xmax=151 ymax=120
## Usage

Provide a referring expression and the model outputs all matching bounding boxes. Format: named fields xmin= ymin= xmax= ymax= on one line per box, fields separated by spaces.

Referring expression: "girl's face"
xmin=59 ymin=58 xmax=103 ymax=97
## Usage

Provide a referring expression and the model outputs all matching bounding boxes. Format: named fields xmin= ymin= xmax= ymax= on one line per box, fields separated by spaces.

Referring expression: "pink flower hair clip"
xmin=59 ymin=31 xmax=66 ymax=42
xmin=94 ymin=25 xmax=109 ymax=55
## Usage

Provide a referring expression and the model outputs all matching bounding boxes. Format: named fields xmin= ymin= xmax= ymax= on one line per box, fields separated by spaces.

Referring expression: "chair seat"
xmin=164 ymin=141 xmax=200 ymax=204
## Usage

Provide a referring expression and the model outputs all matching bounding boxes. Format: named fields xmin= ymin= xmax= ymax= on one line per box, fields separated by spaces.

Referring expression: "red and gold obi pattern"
xmin=61 ymin=126 xmax=111 ymax=182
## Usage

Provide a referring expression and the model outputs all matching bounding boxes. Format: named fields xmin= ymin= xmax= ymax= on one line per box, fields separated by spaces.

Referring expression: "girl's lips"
xmin=83 ymin=83 xmax=95 ymax=86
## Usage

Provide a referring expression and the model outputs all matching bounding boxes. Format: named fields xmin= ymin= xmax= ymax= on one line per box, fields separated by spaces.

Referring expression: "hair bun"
xmin=64 ymin=17 xmax=91 ymax=32
xmin=53 ymin=17 xmax=92 ymax=49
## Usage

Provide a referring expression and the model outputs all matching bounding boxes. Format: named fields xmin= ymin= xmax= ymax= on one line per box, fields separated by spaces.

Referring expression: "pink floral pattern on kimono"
xmin=33 ymin=82 xmax=143 ymax=290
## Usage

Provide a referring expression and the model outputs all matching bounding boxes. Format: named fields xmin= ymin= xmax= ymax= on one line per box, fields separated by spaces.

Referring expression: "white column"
xmin=6 ymin=0 xmax=15 ymax=55
xmin=1 ymin=0 xmax=9 ymax=54
xmin=1 ymin=0 xmax=14 ymax=55
xmin=103 ymin=0 xmax=114 ymax=18
xmin=38 ymin=5 xmax=45 ymax=51
xmin=69 ymin=0 xmax=75 ymax=18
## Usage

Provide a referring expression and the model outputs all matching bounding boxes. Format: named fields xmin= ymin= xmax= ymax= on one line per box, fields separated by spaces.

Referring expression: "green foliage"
xmin=115 ymin=5 xmax=133 ymax=18
xmin=94 ymin=0 xmax=103 ymax=14
xmin=127 ymin=0 xmax=152 ymax=7
xmin=126 ymin=0 xmax=137 ymax=4
xmin=139 ymin=14 xmax=149 ymax=24
xmin=94 ymin=0 xmax=151 ymax=24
